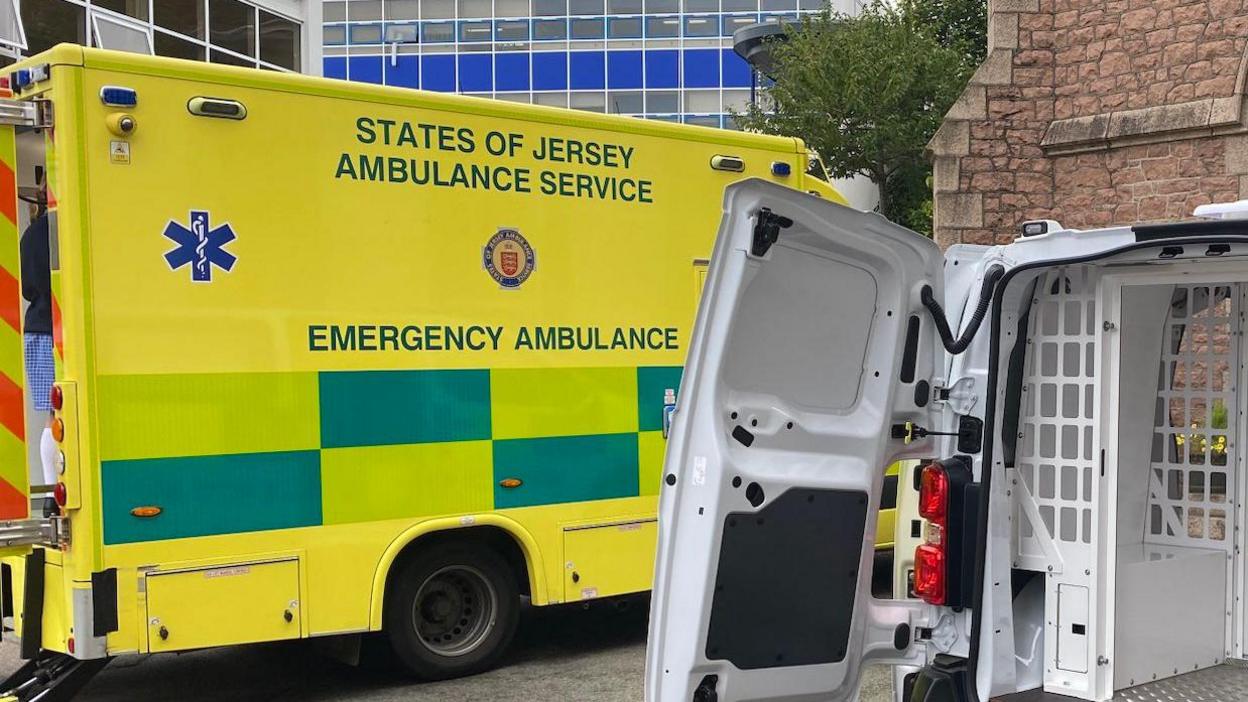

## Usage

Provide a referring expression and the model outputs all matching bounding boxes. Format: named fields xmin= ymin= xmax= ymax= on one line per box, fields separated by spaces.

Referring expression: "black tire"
xmin=385 ymin=543 xmax=520 ymax=680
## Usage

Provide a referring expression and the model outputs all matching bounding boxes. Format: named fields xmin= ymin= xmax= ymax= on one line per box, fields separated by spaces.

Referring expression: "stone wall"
xmin=930 ymin=0 xmax=1248 ymax=247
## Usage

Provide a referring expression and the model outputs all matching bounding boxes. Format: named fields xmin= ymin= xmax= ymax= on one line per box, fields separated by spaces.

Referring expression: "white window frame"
xmin=90 ymin=8 xmax=155 ymax=55
xmin=0 ymin=0 xmax=26 ymax=52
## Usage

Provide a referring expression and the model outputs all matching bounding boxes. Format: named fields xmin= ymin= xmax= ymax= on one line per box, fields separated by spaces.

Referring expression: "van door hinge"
xmin=751 ymin=208 xmax=792 ymax=257
xmin=0 ymin=98 xmax=51 ymax=128
xmin=933 ymin=377 xmax=978 ymax=415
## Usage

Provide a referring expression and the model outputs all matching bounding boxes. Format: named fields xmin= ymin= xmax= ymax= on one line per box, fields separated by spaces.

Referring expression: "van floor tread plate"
xmin=992 ymin=663 xmax=1248 ymax=702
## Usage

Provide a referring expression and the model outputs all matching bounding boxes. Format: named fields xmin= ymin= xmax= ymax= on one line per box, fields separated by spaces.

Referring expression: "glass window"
xmin=570 ymin=92 xmax=605 ymax=112
xmin=569 ymin=0 xmax=604 ymax=14
xmin=798 ymin=0 xmax=823 ymax=8
xmin=348 ymin=0 xmax=384 ymax=20
xmin=259 ymin=10 xmax=300 ymax=70
xmin=645 ymin=16 xmax=679 ymax=37
xmin=324 ymin=24 xmax=347 ymax=44
xmin=497 ymin=0 xmax=530 ymax=14
xmin=93 ymin=0 xmax=148 ymax=21
xmin=645 ymin=0 xmax=680 ymax=11
xmin=422 ymin=21 xmax=455 ymax=41
xmin=386 ymin=0 xmax=422 ymax=19
xmin=155 ymin=0 xmax=206 ymax=38
xmin=534 ymin=0 xmax=567 ymax=15
xmin=496 ymin=20 xmax=529 ymax=40
xmin=533 ymin=19 xmax=567 ymax=39
xmin=761 ymin=11 xmax=796 ymax=22
xmin=497 ymin=93 xmax=532 ymax=102
xmin=684 ymin=89 xmax=719 ymax=112
xmin=649 ymin=114 xmax=679 ymax=122
xmin=684 ymin=16 xmax=717 ymax=35
xmin=608 ymin=91 xmax=643 ymax=114
xmin=459 ymin=21 xmax=492 ymax=41
xmin=722 ymin=0 xmax=757 ymax=10
xmin=384 ymin=23 xmax=420 ymax=42
xmin=92 ymin=12 xmax=153 ymax=54
xmin=647 ymin=91 xmax=679 ymax=112
xmin=0 ymin=0 xmax=24 ymax=50
xmin=762 ymin=0 xmax=795 ymax=9
xmin=722 ymin=14 xmax=756 ymax=34
xmin=210 ymin=0 xmax=256 ymax=56
xmin=21 ymin=0 xmax=86 ymax=55
xmin=349 ymin=23 xmax=383 ymax=43
xmin=607 ymin=0 xmax=643 ymax=12
xmin=685 ymin=114 xmax=721 ymax=127
xmin=684 ymin=0 xmax=718 ymax=11
xmin=606 ymin=17 xmax=641 ymax=38
xmin=534 ymin=92 xmax=568 ymax=107
xmin=422 ymin=0 xmax=455 ymax=18
xmin=324 ymin=2 xmax=347 ymax=22
xmin=210 ymin=48 xmax=254 ymax=67
xmin=722 ymin=89 xmax=751 ymax=111
xmin=569 ymin=18 xmax=604 ymax=38
xmin=155 ymin=30 xmax=205 ymax=60
xmin=458 ymin=0 xmax=492 ymax=17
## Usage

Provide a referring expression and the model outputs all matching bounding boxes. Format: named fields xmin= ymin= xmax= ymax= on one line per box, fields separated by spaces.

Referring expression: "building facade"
xmin=0 ymin=0 xmax=322 ymax=74
xmin=930 ymin=0 xmax=1248 ymax=248
xmin=322 ymin=0 xmax=861 ymax=128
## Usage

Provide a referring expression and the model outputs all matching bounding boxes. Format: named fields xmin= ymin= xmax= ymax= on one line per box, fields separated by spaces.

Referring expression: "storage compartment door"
xmin=563 ymin=519 xmax=658 ymax=602
xmin=145 ymin=559 xmax=301 ymax=652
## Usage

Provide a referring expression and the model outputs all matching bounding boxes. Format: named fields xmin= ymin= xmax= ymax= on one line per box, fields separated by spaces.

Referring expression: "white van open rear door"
xmin=647 ymin=179 xmax=944 ymax=702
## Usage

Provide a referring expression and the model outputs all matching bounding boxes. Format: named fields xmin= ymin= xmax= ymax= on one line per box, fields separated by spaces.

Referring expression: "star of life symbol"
xmin=162 ymin=210 xmax=237 ymax=282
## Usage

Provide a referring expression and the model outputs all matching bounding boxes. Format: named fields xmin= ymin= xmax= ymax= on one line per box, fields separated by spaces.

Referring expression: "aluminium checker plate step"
xmin=993 ymin=661 xmax=1248 ymax=702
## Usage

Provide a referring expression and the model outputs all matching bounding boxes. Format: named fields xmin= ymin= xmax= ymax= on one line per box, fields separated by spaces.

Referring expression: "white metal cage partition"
xmin=1010 ymin=265 xmax=1102 ymax=698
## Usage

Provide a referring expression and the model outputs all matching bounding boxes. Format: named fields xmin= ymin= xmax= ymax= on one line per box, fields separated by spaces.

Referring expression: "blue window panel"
xmin=496 ymin=53 xmax=531 ymax=91
xmin=607 ymin=51 xmax=642 ymax=89
xmin=721 ymin=49 xmax=751 ymax=88
xmin=386 ymin=55 xmax=420 ymax=88
xmin=569 ymin=51 xmax=605 ymax=90
xmin=644 ymin=49 xmax=678 ymax=88
xmin=422 ymin=54 xmax=456 ymax=92
xmin=532 ymin=52 xmax=568 ymax=90
xmin=323 ymin=56 xmax=347 ymax=80
xmin=458 ymin=54 xmax=493 ymax=92
xmin=684 ymin=49 xmax=718 ymax=88
xmin=348 ymin=56 xmax=384 ymax=84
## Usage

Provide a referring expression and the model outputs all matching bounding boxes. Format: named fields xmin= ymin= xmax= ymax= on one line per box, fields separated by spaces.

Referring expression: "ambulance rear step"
xmin=0 ymin=98 xmax=50 ymax=129
xmin=0 ymin=653 xmax=108 ymax=702
xmin=0 ymin=517 xmax=68 ymax=550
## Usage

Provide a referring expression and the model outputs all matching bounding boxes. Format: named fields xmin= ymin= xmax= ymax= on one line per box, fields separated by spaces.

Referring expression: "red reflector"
xmin=914 ymin=543 xmax=946 ymax=605
xmin=50 ymin=385 xmax=63 ymax=411
xmin=53 ymin=482 xmax=66 ymax=507
xmin=918 ymin=463 xmax=949 ymax=523
xmin=66 ymin=636 xmax=75 ymax=654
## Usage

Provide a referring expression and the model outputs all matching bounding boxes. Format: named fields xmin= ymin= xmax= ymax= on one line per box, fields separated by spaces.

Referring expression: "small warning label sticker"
xmin=110 ymin=140 xmax=131 ymax=164
xmin=581 ymin=587 xmax=599 ymax=600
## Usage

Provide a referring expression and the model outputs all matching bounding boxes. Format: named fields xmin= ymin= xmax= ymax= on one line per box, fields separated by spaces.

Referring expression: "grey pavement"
xmin=0 ymin=597 xmax=892 ymax=701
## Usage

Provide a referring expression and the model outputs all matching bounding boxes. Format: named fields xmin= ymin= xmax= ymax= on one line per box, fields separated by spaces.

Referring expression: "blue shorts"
xmin=23 ymin=333 xmax=54 ymax=412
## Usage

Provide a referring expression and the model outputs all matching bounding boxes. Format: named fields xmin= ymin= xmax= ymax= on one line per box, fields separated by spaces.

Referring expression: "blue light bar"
xmin=771 ymin=161 xmax=792 ymax=177
xmin=99 ymin=85 xmax=138 ymax=107
xmin=10 ymin=69 xmax=30 ymax=91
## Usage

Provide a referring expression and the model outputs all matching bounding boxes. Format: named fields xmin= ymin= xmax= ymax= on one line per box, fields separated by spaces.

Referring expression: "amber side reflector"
xmin=50 ymin=418 xmax=64 ymax=442
xmin=131 ymin=506 xmax=162 ymax=518
xmin=499 ymin=478 xmax=523 ymax=489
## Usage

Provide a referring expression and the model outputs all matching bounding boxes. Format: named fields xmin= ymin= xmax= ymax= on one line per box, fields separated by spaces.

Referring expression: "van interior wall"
xmin=1112 ymin=281 xmax=1232 ymax=691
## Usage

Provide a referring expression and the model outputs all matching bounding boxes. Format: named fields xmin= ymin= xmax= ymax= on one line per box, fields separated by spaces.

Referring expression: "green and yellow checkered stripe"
xmin=97 ymin=366 xmax=681 ymax=544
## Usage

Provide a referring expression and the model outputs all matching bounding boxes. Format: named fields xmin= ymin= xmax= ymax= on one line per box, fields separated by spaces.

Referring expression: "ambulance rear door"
xmin=646 ymin=179 xmax=944 ymax=702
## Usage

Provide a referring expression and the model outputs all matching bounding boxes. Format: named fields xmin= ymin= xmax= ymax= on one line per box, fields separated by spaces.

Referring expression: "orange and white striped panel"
xmin=0 ymin=103 xmax=29 ymax=520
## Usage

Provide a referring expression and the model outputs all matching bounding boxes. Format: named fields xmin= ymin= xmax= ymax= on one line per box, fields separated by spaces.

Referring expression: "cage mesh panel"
xmin=1146 ymin=284 xmax=1237 ymax=549
xmin=1013 ymin=266 xmax=1100 ymax=571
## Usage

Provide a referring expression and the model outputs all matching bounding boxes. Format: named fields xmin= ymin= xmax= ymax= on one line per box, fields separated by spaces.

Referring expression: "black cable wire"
xmin=921 ymin=265 xmax=1006 ymax=355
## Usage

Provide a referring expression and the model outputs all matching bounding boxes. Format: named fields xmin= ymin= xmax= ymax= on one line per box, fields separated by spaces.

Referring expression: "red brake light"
xmin=918 ymin=463 xmax=949 ymax=523
xmin=66 ymin=636 xmax=75 ymax=654
xmin=50 ymin=385 xmax=63 ymax=411
xmin=914 ymin=543 xmax=946 ymax=604
xmin=53 ymin=482 xmax=66 ymax=507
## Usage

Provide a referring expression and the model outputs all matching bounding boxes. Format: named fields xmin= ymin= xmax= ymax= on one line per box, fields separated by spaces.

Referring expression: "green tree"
xmin=734 ymin=1 xmax=980 ymax=234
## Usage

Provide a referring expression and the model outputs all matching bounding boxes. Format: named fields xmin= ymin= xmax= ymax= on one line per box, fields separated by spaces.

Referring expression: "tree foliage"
xmin=734 ymin=0 xmax=983 ymax=234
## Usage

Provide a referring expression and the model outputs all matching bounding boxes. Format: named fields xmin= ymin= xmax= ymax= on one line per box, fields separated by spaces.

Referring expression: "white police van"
xmin=647 ymin=179 xmax=1248 ymax=702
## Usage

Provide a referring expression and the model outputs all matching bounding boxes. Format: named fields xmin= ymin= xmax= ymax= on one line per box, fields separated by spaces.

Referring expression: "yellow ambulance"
xmin=0 ymin=45 xmax=852 ymax=696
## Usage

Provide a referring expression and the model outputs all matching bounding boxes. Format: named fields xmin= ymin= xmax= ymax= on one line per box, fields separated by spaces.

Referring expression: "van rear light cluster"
xmin=913 ymin=457 xmax=977 ymax=608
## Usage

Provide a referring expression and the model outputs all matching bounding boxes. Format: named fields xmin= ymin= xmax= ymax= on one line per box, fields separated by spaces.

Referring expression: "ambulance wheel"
xmin=386 ymin=544 xmax=520 ymax=680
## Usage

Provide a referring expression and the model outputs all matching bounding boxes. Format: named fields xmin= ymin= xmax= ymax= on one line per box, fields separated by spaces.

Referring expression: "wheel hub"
xmin=411 ymin=565 xmax=498 ymax=658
